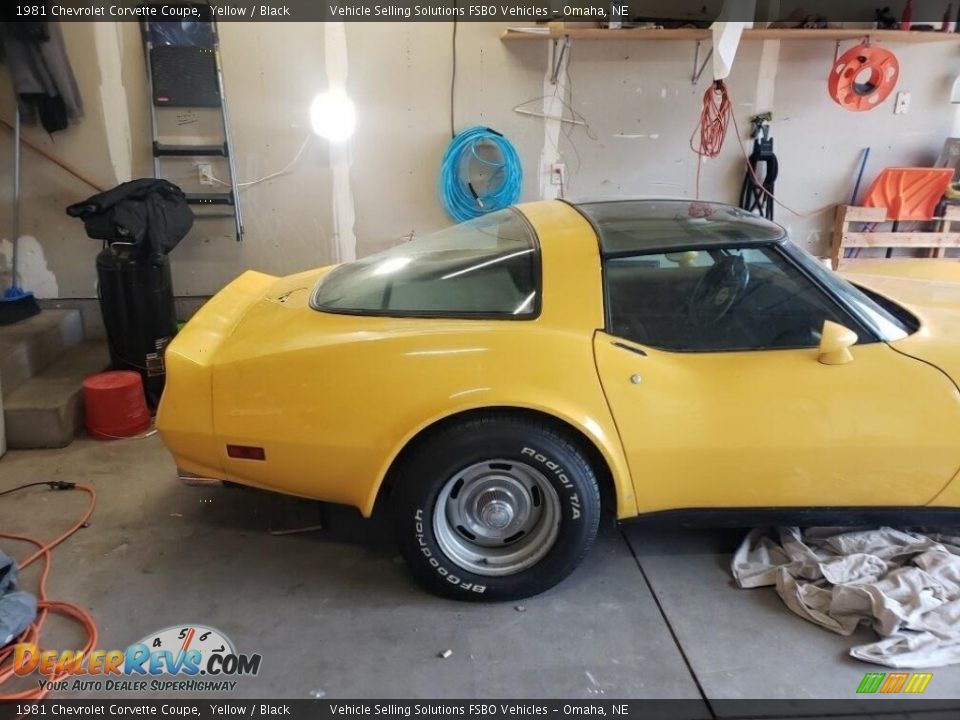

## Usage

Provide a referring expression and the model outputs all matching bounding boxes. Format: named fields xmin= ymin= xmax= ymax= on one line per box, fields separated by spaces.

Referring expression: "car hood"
xmin=842 ymin=261 xmax=960 ymax=386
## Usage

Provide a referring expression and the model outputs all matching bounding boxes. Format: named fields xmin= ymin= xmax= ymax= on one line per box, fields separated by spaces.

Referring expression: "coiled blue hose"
xmin=439 ymin=126 xmax=523 ymax=222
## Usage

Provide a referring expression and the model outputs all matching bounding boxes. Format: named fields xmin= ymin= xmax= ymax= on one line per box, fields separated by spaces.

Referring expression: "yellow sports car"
xmin=157 ymin=199 xmax=960 ymax=600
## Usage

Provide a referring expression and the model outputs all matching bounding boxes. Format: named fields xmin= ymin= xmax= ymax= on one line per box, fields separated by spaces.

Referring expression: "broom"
xmin=1 ymin=108 xmax=41 ymax=325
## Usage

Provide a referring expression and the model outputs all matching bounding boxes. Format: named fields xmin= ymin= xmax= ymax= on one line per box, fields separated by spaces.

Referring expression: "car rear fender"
xmin=365 ymin=402 xmax=638 ymax=520
xmin=157 ymin=270 xmax=279 ymax=479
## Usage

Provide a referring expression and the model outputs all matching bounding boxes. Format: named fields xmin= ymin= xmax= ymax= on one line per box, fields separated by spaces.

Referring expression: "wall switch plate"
xmin=198 ymin=163 xmax=215 ymax=186
xmin=895 ymin=92 xmax=911 ymax=115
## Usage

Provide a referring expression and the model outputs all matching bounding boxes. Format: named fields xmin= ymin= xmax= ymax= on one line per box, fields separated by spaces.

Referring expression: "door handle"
xmin=612 ymin=341 xmax=647 ymax=357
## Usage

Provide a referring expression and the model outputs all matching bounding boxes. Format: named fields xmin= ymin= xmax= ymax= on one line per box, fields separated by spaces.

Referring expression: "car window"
xmin=781 ymin=242 xmax=914 ymax=341
xmin=604 ymin=246 xmax=868 ymax=352
xmin=311 ymin=209 xmax=539 ymax=318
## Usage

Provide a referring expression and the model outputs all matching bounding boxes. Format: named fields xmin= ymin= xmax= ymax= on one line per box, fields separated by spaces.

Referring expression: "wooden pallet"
xmin=830 ymin=204 xmax=960 ymax=269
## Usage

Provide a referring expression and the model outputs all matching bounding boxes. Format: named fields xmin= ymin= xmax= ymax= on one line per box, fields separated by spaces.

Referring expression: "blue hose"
xmin=439 ymin=126 xmax=523 ymax=222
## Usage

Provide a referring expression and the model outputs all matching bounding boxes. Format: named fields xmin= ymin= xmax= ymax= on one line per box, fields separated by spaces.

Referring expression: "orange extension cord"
xmin=690 ymin=80 xmax=733 ymax=200
xmin=0 ymin=483 xmax=99 ymax=701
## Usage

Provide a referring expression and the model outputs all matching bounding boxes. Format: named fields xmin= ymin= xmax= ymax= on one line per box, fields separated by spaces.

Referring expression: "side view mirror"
xmin=818 ymin=320 xmax=858 ymax=365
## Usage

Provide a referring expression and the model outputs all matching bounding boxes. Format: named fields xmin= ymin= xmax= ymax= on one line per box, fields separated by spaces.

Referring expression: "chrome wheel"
xmin=433 ymin=459 xmax=561 ymax=577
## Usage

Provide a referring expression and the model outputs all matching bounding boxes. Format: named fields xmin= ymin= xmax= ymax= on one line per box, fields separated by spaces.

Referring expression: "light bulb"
xmin=309 ymin=90 xmax=356 ymax=142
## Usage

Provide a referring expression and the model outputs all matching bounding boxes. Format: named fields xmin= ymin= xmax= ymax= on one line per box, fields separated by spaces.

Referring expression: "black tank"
xmin=96 ymin=245 xmax=177 ymax=408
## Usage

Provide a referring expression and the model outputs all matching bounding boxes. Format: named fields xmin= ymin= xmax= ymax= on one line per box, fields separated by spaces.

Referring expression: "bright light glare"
xmin=310 ymin=90 xmax=357 ymax=142
xmin=441 ymin=249 xmax=534 ymax=280
xmin=513 ymin=291 xmax=536 ymax=315
xmin=371 ymin=256 xmax=412 ymax=276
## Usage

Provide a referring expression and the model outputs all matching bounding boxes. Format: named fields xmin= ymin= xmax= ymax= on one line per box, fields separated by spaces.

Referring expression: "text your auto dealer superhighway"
xmin=47 ymin=4 xmax=201 ymax=17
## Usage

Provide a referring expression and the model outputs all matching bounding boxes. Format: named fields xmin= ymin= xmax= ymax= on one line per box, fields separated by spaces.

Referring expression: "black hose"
xmin=739 ymin=137 xmax=778 ymax=221
xmin=0 ymin=481 xmax=76 ymax=498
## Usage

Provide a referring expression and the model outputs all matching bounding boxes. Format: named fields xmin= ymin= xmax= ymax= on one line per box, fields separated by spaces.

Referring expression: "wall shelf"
xmin=501 ymin=27 xmax=960 ymax=43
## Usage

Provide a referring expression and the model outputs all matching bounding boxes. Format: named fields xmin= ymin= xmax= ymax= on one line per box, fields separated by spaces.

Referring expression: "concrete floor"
xmin=1 ymin=436 xmax=959 ymax=716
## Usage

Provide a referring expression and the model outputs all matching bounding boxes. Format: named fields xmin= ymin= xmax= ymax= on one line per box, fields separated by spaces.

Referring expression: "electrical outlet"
xmin=550 ymin=163 xmax=566 ymax=186
xmin=894 ymin=92 xmax=911 ymax=115
xmin=198 ymin=163 xmax=215 ymax=186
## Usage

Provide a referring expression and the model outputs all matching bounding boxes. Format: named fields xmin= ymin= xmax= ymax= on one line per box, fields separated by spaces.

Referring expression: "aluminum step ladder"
xmin=141 ymin=3 xmax=243 ymax=240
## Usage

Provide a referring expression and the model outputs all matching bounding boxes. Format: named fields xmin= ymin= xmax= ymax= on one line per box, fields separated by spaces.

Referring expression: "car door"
xmin=592 ymin=245 xmax=960 ymax=513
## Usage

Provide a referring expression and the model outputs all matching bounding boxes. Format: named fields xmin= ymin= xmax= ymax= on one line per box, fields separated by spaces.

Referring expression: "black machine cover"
xmin=66 ymin=179 xmax=194 ymax=262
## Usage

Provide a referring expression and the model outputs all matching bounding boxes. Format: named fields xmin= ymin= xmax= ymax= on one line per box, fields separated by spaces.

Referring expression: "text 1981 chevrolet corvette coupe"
xmin=158 ymin=200 xmax=960 ymax=600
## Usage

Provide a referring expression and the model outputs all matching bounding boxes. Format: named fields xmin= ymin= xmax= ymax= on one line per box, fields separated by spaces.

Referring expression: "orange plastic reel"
xmin=828 ymin=43 xmax=899 ymax=112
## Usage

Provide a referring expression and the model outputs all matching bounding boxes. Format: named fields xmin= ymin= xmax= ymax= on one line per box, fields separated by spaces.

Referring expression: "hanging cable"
xmin=439 ymin=126 xmax=522 ymax=222
xmin=211 ymin=135 xmax=312 ymax=190
xmin=450 ymin=19 xmax=458 ymax=138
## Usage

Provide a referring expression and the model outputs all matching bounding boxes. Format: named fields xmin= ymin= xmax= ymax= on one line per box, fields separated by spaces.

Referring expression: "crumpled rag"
xmin=732 ymin=527 xmax=960 ymax=668
xmin=0 ymin=550 xmax=37 ymax=647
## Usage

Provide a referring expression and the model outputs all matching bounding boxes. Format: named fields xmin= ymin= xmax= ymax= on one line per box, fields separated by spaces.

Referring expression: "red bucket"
xmin=83 ymin=371 xmax=151 ymax=440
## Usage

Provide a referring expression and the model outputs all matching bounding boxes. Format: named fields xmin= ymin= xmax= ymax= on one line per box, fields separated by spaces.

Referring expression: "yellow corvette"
xmin=157 ymin=199 xmax=960 ymax=600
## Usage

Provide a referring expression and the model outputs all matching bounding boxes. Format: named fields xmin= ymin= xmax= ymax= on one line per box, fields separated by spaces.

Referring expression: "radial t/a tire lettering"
xmin=393 ymin=415 xmax=601 ymax=601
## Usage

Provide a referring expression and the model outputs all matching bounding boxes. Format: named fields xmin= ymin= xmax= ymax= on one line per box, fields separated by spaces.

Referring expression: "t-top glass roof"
xmin=573 ymin=200 xmax=787 ymax=256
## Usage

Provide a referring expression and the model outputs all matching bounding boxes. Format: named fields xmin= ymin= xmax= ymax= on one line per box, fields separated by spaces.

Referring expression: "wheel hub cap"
xmin=477 ymin=490 xmax=515 ymax=530
xmin=433 ymin=459 xmax=561 ymax=577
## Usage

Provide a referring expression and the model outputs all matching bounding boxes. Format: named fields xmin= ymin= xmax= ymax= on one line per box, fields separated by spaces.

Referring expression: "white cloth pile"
xmin=732 ymin=527 xmax=960 ymax=668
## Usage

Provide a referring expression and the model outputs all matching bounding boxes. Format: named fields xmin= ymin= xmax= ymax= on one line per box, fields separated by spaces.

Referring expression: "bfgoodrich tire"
xmin=394 ymin=415 xmax=601 ymax=601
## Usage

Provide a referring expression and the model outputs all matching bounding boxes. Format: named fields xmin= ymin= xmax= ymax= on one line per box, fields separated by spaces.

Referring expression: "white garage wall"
xmin=0 ymin=18 xmax=958 ymax=299
xmin=554 ymin=37 xmax=958 ymax=256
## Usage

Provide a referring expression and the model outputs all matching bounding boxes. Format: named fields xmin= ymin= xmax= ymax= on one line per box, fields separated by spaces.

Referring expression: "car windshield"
xmin=310 ymin=209 xmax=539 ymax=317
xmin=781 ymin=243 xmax=914 ymax=341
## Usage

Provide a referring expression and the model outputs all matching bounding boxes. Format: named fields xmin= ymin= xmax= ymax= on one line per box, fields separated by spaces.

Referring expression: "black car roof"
xmin=571 ymin=199 xmax=787 ymax=256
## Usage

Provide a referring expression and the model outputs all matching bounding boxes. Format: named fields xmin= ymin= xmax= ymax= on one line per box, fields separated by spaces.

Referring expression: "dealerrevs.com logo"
xmin=14 ymin=624 xmax=261 ymax=694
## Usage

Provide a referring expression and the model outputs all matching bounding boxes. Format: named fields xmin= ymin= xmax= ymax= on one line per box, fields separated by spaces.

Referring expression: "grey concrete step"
xmin=4 ymin=341 xmax=111 ymax=449
xmin=0 ymin=309 xmax=84 ymax=398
